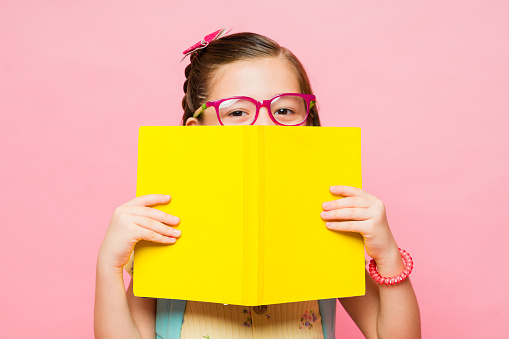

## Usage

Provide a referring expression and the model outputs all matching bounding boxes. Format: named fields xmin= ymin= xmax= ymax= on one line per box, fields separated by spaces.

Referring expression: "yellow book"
xmin=134 ymin=125 xmax=365 ymax=305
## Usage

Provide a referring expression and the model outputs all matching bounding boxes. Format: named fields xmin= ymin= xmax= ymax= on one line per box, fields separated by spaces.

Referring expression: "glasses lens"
xmin=270 ymin=95 xmax=309 ymax=125
xmin=218 ymin=99 xmax=257 ymax=125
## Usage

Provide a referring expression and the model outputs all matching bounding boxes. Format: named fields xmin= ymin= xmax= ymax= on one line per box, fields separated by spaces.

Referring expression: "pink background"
xmin=1 ymin=1 xmax=508 ymax=337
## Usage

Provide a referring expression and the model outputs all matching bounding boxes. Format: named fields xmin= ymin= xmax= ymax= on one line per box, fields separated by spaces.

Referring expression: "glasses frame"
xmin=193 ymin=93 xmax=316 ymax=126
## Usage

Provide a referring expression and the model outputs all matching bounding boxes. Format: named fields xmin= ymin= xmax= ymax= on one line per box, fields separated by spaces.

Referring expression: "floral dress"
xmin=125 ymin=256 xmax=324 ymax=338
xmin=180 ymin=300 xmax=324 ymax=339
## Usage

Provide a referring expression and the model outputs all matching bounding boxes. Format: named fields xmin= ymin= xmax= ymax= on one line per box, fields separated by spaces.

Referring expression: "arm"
xmin=95 ymin=259 xmax=154 ymax=338
xmin=339 ymin=254 xmax=420 ymax=338
xmin=321 ymin=186 xmax=421 ymax=339
xmin=94 ymin=194 xmax=181 ymax=339
xmin=127 ymin=277 xmax=157 ymax=337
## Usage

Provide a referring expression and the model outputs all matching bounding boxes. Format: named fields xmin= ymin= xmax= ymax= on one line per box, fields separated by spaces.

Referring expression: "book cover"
xmin=133 ymin=125 xmax=365 ymax=305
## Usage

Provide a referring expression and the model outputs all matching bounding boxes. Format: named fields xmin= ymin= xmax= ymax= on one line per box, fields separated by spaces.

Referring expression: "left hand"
xmin=321 ymin=185 xmax=399 ymax=263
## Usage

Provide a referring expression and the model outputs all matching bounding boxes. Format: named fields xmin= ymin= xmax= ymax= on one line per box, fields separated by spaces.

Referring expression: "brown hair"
xmin=181 ymin=32 xmax=321 ymax=126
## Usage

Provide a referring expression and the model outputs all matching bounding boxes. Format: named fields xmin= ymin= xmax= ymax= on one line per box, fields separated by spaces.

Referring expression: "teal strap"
xmin=168 ymin=300 xmax=186 ymax=338
xmin=156 ymin=299 xmax=187 ymax=339
xmin=155 ymin=299 xmax=170 ymax=339
xmin=319 ymin=298 xmax=337 ymax=339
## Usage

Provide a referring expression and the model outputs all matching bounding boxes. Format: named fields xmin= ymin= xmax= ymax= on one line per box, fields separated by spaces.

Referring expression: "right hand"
xmin=98 ymin=194 xmax=181 ymax=271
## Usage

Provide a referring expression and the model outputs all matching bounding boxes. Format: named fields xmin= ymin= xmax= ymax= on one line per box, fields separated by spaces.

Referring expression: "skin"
xmin=95 ymin=56 xmax=421 ymax=339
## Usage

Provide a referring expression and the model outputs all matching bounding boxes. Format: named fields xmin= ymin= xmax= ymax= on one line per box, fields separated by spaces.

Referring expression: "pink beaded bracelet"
xmin=368 ymin=248 xmax=413 ymax=285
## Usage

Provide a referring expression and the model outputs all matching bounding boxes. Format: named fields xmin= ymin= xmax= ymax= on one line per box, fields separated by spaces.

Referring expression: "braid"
xmin=181 ymin=53 xmax=204 ymax=125
xmin=181 ymin=64 xmax=192 ymax=114
xmin=181 ymin=59 xmax=194 ymax=125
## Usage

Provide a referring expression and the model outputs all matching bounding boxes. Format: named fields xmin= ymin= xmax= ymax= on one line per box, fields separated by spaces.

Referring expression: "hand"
xmin=321 ymin=186 xmax=399 ymax=264
xmin=98 ymin=194 xmax=181 ymax=271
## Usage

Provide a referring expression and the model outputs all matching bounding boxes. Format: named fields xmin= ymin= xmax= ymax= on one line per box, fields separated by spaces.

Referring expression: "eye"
xmin=274 ymin=108 xmax=295 ymax=115
xmin=227 ymin=110 xmax=249 ymax=117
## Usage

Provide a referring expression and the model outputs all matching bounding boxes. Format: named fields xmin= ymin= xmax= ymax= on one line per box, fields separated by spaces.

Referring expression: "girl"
xmin=95 ymin=31 xmax=421 ymax=339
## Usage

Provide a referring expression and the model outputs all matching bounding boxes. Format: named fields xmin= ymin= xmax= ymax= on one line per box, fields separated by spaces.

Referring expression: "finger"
xmin=136 ymin=227 xmax=177 ymax=244
xmin=329 ymin=186 xmax=373 ymax=199
xmin=325 ymin=220 xmax=370 ymax=234
xmin=322 ymin=197 xmax=370 ymax=211
xmin=131 ymin=215 xmax=182 ymax=238
xmin=321 ymin=208 xmax=370 ymax=221
xmin=128 ymin=206 xmax=180 ymax=226
xmin=122 ymin=194 xmax=172 ymax=207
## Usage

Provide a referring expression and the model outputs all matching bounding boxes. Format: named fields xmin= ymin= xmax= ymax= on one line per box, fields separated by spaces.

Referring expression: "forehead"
xmin=207 ymin=57 xmax=301 ymax=101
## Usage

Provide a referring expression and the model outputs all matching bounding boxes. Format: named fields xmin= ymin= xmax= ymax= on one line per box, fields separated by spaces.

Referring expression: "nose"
xmin=253 ymin=106 xmax=276 ymax=126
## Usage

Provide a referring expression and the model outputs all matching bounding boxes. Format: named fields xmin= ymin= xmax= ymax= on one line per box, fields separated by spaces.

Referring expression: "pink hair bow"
xmin=182 ymin=28 xmax=231 ymax=59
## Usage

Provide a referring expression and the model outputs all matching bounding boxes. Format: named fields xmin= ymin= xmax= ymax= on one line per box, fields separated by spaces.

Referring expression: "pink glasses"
xmin=193 ymin=93 xmax=316 ymax=126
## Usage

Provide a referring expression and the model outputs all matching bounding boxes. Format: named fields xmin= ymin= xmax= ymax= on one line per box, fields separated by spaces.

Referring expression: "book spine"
xmin=257 ymin=126 xmax=265 ymax=305
xmin=242 ymin=126 xmax=260 ymax=305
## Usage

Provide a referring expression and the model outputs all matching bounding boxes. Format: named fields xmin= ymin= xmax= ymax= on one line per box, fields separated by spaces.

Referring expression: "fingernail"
xmin=322 ymin=202 xmax=329 ymax=209
xmin=174 ymin=229 xmax=181 ymax=236
xmin=321 ymin=211 xmax=327 ymax=217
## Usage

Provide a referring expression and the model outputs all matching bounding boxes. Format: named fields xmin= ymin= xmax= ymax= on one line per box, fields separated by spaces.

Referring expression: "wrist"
xmin=373 ymin=245 xmax=405 ymax=277
xmin=96 ymin=253 xmax=125 ymax=276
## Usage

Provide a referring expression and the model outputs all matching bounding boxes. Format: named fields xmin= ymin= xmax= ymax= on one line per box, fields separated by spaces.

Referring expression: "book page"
xmin=261 ymin=126 xmax=365 ymax=304
xmin=134 ymin=126 xmax=245 ymax=304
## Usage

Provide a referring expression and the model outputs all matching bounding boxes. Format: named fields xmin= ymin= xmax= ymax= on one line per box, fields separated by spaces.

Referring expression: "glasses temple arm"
xmin=193 ymin=103 xmax=207 ymax=118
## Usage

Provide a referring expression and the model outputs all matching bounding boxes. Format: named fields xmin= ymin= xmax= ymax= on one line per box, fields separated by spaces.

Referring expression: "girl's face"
xmin=185 ymin=57 xmax=301 ymax=126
